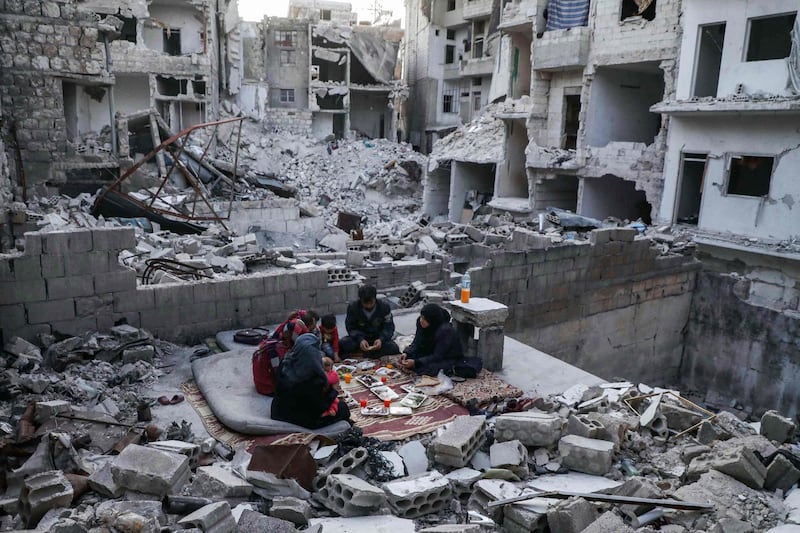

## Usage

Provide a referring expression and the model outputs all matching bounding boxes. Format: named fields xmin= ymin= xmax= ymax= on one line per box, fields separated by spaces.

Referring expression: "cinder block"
xmin=764 ymin=454 xmax=800 ymax=492
xmin=0 ymin=304 xmax=26 ymax=330
xmin=250 ymin=294 xmax=285 ymax=316
xmin=558 ymin=435 xmax=615 ymax=476
xmin=9 ymin=255 xmax=42 ymax=281
xmin=504 ymin=505 xmax=548 ymax=533
xmin=0 ymin=279 xmax=46 ymax=304
xmin=468 ymin=479 xmax=521 ymax=523
xmin=546 ymin=497 xmax=598 ymax=533
xmin=316 ymin=474 xmax=387 ymax=517
xmin=230 ymin=276 xmax=265 ymax=299
xmin=177 ymin=501 xmax=236 ymax=533
xmin=18 ymin=470 xmax=74 ymax=528
xmin=122 ymin=345 xmax=155 ymax=364
xmin=75 ymin=294 xmax=113 ymax=318
xmin=566 ymin=414 xmax=605 ymax=439
xmin=580 ymin=510 xmax=634 ymax=533
xmin=494 ymin=412 xmax=562 ymax=447
xmin=297 ymin=267 xmax=329 ymax=289
xmin=94 ymin=270 xmax=137 ymax=294
xmin=383 ymin=470 xmax=451 ymax=518
xmin=263 ymin=271 xmax=297 ymax=294
xmin=63 ymin=251 xmax=109 ymax=276
xmin=111 ymin=444 xmax=191 ymax=497
xmin=42 ymin=230 xmax=93 ymax=255
xmin=51 ymin=316 xmax=97 ymax=337
xmin=23 ymin=232 xmax=43 ymax=255
xmin=313 ymin=447 xmax=368 ymax=491
xmin=760 ymin=410 xmax=796 ymax=444
xmin=47 ymin=274 xmax=95 ymax=299
xmin=433 ymin=415 xmax=487 ymax=467
xmin=34 ymin=400 xmax=71 ymax=423
xmin=26 ymin=298 xmax=75 ymax=324
xmin=92 ymin=227 xmax=136 ymax=251
xmin=193 ymin=279 xmax=231 ymax=303
xmin=113 ymin=287 xmax=156 ymax=312
xmin=190 ymin=464 xmax=253 ymax=498
xmin=489 ymin=440 xmax=529 ymax=478
xmin=444 ymin=468 xmax=482 ymax=499
xmin=710 ymin=448 xmax=766 ymax=489
xmin=270 ymin=496 xmax=312 ymax=526
xmin=153 ymin=283 xmax=196 ymax=308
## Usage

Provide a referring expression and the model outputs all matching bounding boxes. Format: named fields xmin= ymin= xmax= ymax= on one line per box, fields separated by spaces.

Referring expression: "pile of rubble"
xmin=3 ymin=323 xmax=800 ymax=532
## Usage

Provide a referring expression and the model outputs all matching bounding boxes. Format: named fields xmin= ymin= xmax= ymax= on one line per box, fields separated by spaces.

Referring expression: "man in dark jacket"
xmin=400 ymin=303 xmax=464 ymax=376
xmin=340 ymin=285 xmax=400 ymax=357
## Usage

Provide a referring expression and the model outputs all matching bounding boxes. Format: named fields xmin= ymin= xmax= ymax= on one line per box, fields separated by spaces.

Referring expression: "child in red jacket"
xmin=319 ymin=314 xmax=340 ymax=363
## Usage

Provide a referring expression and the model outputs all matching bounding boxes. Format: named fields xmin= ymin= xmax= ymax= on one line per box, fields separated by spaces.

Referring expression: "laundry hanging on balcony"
xmin=545 ymin=0 xmax=590 ymax=31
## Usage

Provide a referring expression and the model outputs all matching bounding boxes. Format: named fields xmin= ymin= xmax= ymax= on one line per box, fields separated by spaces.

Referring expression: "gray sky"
xmin=237 ymin=0 xmax=405 ymax=24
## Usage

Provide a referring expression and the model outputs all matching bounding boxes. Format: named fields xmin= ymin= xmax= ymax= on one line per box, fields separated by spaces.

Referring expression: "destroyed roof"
xmin=313 ymin=24 xmax=400 ymax=85
xmin=428 ymin=104 xmax=506 ymax=170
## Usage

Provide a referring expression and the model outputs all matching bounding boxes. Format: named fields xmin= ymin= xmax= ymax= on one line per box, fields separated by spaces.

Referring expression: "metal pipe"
xmin=102 ymin=35 xmax=118 ymax=157
xmin=634 ymin=508 xmax=665 ymax=528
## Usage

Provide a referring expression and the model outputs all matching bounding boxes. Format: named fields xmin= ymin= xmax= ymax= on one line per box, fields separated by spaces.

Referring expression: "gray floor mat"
xmin=191 ymin=349 xmax=350 ymax=436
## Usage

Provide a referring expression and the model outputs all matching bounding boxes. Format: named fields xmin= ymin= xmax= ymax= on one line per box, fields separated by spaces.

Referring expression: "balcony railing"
xmin=532 ymin=26 xmax=590 ymax=71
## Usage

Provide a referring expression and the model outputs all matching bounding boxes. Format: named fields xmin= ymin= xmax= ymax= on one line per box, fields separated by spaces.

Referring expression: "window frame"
xmin=445 ymin=44 xmax=455 ymax=64
xmin=743 ymin=12 xmax=797 ymax=62
xmin=279 ymin=88 xmax=295 ymax=104
xmin=320 ymin=9 xmax=332 ymax=21
xmin=447 ymin=0 xmax=456 ymax=11
xmin=274 ymin=30 xmax=298 ymax=48
xmin=724 ymin=153 xmax=775 ymax=198
xmin=280 ymin=49 xmax=296 ymax=66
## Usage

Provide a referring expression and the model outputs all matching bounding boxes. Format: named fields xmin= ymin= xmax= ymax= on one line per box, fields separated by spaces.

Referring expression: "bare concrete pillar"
xmin=446 ymin=298 xmax=509 ymax=371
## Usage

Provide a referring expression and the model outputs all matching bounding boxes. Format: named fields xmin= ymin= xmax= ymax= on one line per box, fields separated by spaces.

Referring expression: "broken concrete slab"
xmin=580 ymin=510 xmax=635 ymax=533
xmin=111 ymin=444 xmax=190 ymax=497
xmin=546 ymin=497 xmax=598 ymax=533
xmin=764 ymin=454 xmax=800 ymax=492
xmin=18 ymin=470 xmax=74 ymax=528
xmin=558 ymin=435 xmax=614 ymax=476
xmin=308 ymin=515 xmax=416 ymax=533
xmin=237 ymin=509 xmax=296 ymax=533
xmin=190 ymin=464 xmax=253 ymax=499
xmin=760 ymin=410 xmax=796 ymax=444
xmin=270 ymin=496 xmax=312 ymax=526
xmin=490 ymin=440 xmax=529 ymax=479
xmin=178 ymin=501 xmax=236 ymax=533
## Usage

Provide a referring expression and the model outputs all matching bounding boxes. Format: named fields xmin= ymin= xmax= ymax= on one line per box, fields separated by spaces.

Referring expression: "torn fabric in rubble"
xmin=545 ymin=0 xmax=590 ymax=31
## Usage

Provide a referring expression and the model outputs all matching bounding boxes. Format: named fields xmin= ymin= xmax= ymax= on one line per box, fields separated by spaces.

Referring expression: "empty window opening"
xmin=446 ymin=29 xmax=455 ymax=40
xmin=120 ymin=16 xmax=136 ymax=43
xmin=676 ymin=153 xmax=706 ymax=224
xmin=449 ymin=161 xmax=495 ymax=223
xmin=745 ymin=13 xmax=796 ymax=62
xmin=473 ymin=78 xmax=482 ymax=86
xmin=445 ymin=45 xmax=455 ymax=64
xmin=693 ymin=23 xmax=725 ymax=98
xmin=62 ymin=81 xmax=78 ymax=141
xmin=584 ymin=64 xmax=664 ymax=147
xmin=314 ymin=57 xmax=347 ymax=82
xmin=443 ymin=93 xmax=455 ymax=113
xmin=533 ymin=175 xmax=579 ymax=212
xmin=350 ymin=55 xmax=380 ymax=85
xmin=156 ymin=76 xmax=187 ymax=97
xmin=163 ymin=28 xmax=181 ymax=55
xmin=562 ymin=93 xmax=581 ymax=150
xmin=473 ymin=37 xmax=484 ymax=58
xmin=275 ymin=30 xmax=298 ymax=47
xmin=320 ymin=9 xmax=331 ymax=20
xmin=316 ymin=93 xmax=345 ymax=110
xmin=727 ymin=155 xmax=773 ymax=197
xmin=424 ymin=167 xmax=452 ymax=218
xmin=472 ymin=92 xmax=482 ymax=111
xmin=581 ymin=175 xmax=652 ymax=224
xmin=192 ymin=78 xmax=206 ymax=96
xmin=281 ymin=49 xmax=296 ymax=65
xmin=280 ymin=89 xmax=295 ymax=103
xmin=621 ymin=0 xmax=656 ymax=21
xmin=447 ymin=0 xmax=456 ymax=11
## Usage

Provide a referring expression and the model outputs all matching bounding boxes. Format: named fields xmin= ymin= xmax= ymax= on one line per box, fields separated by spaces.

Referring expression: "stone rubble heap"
xmin=3 ymin=324 xmax=800 ymax=532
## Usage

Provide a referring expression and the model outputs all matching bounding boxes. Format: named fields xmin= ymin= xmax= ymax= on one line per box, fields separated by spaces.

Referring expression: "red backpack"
xmin=252 ymin=338 xmax=289 ymax=395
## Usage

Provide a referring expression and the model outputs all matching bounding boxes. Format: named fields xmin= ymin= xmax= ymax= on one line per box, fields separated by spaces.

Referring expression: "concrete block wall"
xmin=264 ymin=109 xmax=313 ymax=137
xmin=468 ymin=236 xmax=700 ymax=384
xmin=358 ymin=260 xmax=443 ymax=290
xmin=0 ymin=227 xmax=360 ymax=345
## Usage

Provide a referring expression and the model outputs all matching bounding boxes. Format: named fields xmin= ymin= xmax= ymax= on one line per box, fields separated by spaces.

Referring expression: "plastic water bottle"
xmin=460 ymin=271 xmax=471 ymax=303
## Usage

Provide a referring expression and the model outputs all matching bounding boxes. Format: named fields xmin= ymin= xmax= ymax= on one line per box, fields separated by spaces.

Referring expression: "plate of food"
xmin=374 ymin=367 xmax=402 ymax=379
xmin=361 ymin=406 xmax=389 ymax=416
xmin=400 ymin=392 xmax=428 ymax=409
xmin=357 ymin=360 xmax=378 ymax=371
xmin=370 ymin=385 xmax=400 ymax=401
xmin=356 ymin=375 xmax=381 ymax=388
xmin=334 ymin=365 xmax=357 ymax=378
xmin=400 ymin=384 xmax=420 ymax=394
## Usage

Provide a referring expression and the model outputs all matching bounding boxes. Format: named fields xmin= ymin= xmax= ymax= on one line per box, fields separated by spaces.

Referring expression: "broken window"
xmin=443 ymin=94 xmax=454 ymax=113
xmin=280 ymin=89 xmax=295 ymax=103
xmin=621 ymin=0 xmax=656 ymax=21
xmin=727 ymin=155 xmax=773 ymax=197
xmin=447 ymin=0 xmax=456 ymax=11
xmin=120 ymin=16 xmax=136 ymax=43
xmin=275 ymin=30 xmax=298 ymax=47
xmin=473 ymin=37 xmax=484 ymax=58
xmin=280 ymin=49 xmax=296 ymax=66
xmin=676 ymin=153 xmax=706 ymax=224
xmin=693 ymin=23 xmax=725 ymax=98
xmin=193 ymin=78 xmax=206 ymax=96
xmin=445 ymin=45 xmax=455 ymax=64
xmin=745 ymin=13 xmax=796 ymax=61
xmin=446 ymin=29 xmax=455 ymax=40
xmin=163 ymin=28 xmax=181 ymax=55
xmin=320 ymin=9 xmax=331 ymax=21
xmin=562 ymin=93 xmax=581 ymax=150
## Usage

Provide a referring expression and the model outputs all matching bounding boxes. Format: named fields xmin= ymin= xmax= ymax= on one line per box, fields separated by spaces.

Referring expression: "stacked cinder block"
xmin=433 ymin=415 xmax=487 ymax=467
xmin=494 ymin=412 xmax=562 ymax=447
xmin=382 ymin=470 xmax=452 ymax=518
xmin=317 ymin=474 xmax=387 ymax=517
xmin=313 ymin=447 xmax=368 ymax=491
xmin=444 ymin=468 xmax=482 ymax=499
xmin=111 ymin=444 xmax=191 ymax=497
xmin=399 ymin=280 xmax=426 ymax=307
xmin=18 ymin=470 xmax=74 ymax=528
xmin=327 ymin=265 xmax=355 ymax=283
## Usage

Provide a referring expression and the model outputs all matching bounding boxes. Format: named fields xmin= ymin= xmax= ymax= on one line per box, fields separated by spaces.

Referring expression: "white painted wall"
xmin=659 ymin=115 xmax=800 ymax=240
xmin=74 ymin=86 xmax=111 ymax=136
xmin=496 ymin=118 xmax=528 ymax=198
xmin=448 ymin=161 xmax=495 ymax=222
xmin=312 ymin=113 xmax=334 ymax=139
xmin=675 ymin=0 xmax=796 ymax=99
xmin=115 ymin=74 xmax=151 ymax=115
xmin=144 ymin=3 xmax=205 ymax=54
xmin=237 ymin=82 xmax=268 ymax=119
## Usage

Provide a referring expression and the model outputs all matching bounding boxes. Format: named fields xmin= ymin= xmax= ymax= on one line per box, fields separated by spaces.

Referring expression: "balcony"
xmin=463 ymin=0 xmax=492 ymax=20
xmin=460 ymin=56 xmax=493 ymax=77
xmin=526 ymin=145 xmax=579 ymax=170
xmin=443 ymin=63 xmax=461 ymax=80
xmin=651 ymin=96 xmax=800 ymax=116
xmin=499 ymin=0 xmax=538 ymax=31
xmin=532 ymin=26 xmax=590 ymax=71
xmin=494 ymin=95 xmax=532 ymax=119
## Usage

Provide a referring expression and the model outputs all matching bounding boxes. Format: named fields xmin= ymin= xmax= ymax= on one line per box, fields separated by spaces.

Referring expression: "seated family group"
xmin=251 ymin=285 xmax=466 ymax=429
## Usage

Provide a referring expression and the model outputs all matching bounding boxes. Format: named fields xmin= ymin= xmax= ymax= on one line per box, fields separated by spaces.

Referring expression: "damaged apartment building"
xmin=238 ymin=0 xmax=406 ymax=141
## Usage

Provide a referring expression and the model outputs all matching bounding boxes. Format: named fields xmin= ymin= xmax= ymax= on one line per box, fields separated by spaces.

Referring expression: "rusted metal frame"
xmin=173 ymin=155 xmax=228 ymax=230
xmin=623 ymin=390 xmax=717 ymax=439
xmin=147 ymin=130 xmax=194 ymax=210
xmin=190 ymin=122 xmax=221 ymax=218
xmin=227 ymin=118 xmax=244 ymax=220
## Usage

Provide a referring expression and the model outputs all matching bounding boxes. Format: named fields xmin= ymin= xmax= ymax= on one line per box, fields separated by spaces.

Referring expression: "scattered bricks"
xmin=25 ymin=298 xmax=75 ymax=325
xmin=566 ymin=414 xmax=605 ymax=439
xmin=444 ymin=468 xmax=482 ymax=499
xmin=111 ymin=444 xmax=191 ymax=497
xmin=88 ymin=463 xmax=123 ymax=498
xmin=709 ymin=448 xmax=766 ymax=489
xmin=34 ymin=400 xmax=71 ymax=423
xmin=504 ymin=505 xmax=548 ymax=533
xmin=270 ymin=496 xmax=312 ymax=526
xmin=580 ymin=510 xmax=634 ymax=533
xmin=585 ymin=412 xmax=635 ymax=448
xmin=433 ymin=415 xmax=487 ymax=467
xmin=313 ymin=447 xmax=368 ymax=491
xmin=546 ymin=497 xmax=598 ymax=533
xmin=558 ymin=435 xmax=614 ymax=476
xmin=178 ymin=501 xmax=236 ymax=533
xmin=464 ymin=225 xmax=485 ymax=243
xmin=18 ymin=470 xmax=74 ymax=528
xmin=122 ymin=345 xmax=155 ymax=364
xmin=324 ymin=474 xmax=387 ymax=514
xmin=238 ymin=509 xmax=297 ymax=533
xmin=760 ymin=410 xmax=796 ymax=443
xmin=588 ymin=229 xmax=611 ymax=245
xmin=764 ymin=454 xmax=800 ymax=492
xmin=190 ymin=465 xmax=253 ymax=499
xmin=468 ymin=479 xmax=521 ymax=523
xmin=490 ymin=440 xmax=529 ymax=479
xmin=383 ymin=470 xmax=452 ymax=518
xmin=494 ymin=412 xmax=562 ymax=447
xmin=94 ymin=270 xmax=137 ymax=293
xmin=41 ymin=230 xmax=93 ymax=255
xmin=445 ymin=233 xmax=469 ymax=245
xmin=91 ymin=227 xmax=136 ymax=251
xmin=146 ymin=440 xmax=200 ymax=469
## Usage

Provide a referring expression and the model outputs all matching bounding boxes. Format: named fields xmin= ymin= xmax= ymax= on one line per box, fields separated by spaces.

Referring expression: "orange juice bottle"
xmin=460 ymin=271 xmax=471 ymax=303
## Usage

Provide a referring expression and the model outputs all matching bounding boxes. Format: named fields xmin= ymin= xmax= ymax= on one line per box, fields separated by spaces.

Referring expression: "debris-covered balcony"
xmin=532 ymin=26 xmax=590 ymax=71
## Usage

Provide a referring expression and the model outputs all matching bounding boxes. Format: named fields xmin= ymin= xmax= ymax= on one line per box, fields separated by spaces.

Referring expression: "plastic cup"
xmin=360 ymin=399 xmax=367 ymax=408
xmin=381 ymin=376 xmax=387 ymax=384
xmin=344 ymin=373 xmax=351 ymax=384
xmin=383 ymin=398 xmax=391 ymax=409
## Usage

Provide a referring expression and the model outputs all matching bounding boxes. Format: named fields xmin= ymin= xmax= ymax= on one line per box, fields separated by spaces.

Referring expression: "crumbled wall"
xmin=682 ymin=271 xmax=800 ymax=418
xmin=464 ymin=236 xmax=700 ymax=385
xmin=263 ymin=109 xmax=313 ymax=137
xmin=0 ymin=227 xmax=359 ymax=344
xmin=0 ymin=98 xmax=12 ymax=251
xmin=0 ymin=1 xmax=108 ymax=187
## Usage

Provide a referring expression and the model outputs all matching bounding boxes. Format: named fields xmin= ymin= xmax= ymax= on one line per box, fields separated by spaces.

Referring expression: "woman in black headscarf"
xmin=399 ymin=303 xmax=464 ymax=376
